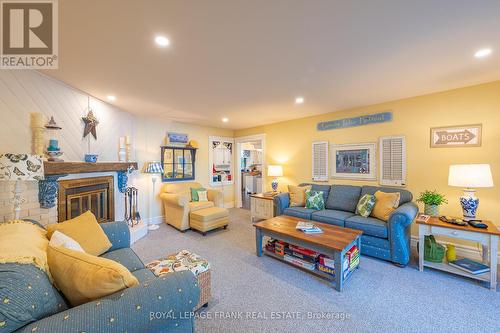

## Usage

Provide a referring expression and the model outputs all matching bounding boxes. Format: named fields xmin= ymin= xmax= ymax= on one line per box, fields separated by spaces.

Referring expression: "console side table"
xmin=250 ymin=193 xmax=276 ymax=223
xmin=417 ymin=217 xmax=499 ymax=290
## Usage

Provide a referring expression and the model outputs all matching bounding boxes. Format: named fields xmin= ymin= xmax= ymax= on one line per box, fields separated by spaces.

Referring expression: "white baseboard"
xmin=224 ymin=201 xmax=235 ymax=209
xmin=410 ymin=236 xmax=500 ymax=261
xmin=144 ymin=215 xmax=164 ymax=225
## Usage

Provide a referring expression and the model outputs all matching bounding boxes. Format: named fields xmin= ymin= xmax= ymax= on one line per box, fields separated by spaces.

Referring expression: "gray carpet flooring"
xmin=132 ymin=208 xmax=500 ymax=333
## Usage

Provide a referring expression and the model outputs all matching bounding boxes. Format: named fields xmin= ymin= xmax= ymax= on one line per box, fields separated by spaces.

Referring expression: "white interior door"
xmin=234 ymin=134 xmax=266 ymax=208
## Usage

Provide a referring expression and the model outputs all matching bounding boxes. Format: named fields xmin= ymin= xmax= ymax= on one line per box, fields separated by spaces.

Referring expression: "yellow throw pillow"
xmin=47 ymin=245 xmax=139 ymax=306
xmin=288 ymin=185 xmax=312 ymax=207
xmin=370 ymin=191 xmax=401 ymax=222
xmin=47 ymin=211 xmax=112 ymax=256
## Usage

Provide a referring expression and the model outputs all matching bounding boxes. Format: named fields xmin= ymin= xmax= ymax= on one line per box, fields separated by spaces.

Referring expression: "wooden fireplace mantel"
xmin=39 ymin=161 xmax=139 ymax=209
xmin=43 ymin=161 xmax=138 ymax=176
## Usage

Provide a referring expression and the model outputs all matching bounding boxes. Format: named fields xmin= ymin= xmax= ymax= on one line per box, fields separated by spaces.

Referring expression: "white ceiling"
xmin=42 ymin=0 xmax=500 ymax=130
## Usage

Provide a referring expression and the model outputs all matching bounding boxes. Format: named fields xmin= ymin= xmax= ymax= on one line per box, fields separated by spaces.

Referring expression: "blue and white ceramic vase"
xmin=460 ymin=189 xmax=479 ymax=220
xmin=84 ymin=154 xmax=98 ymax=163
xmin=271 ymin=178 xmax=279 ymax=192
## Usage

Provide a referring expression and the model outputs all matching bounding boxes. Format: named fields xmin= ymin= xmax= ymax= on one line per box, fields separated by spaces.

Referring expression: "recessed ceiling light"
xmin=107 ymin=95 xmax=116 ymax=101
xmin=295 ymin=97 xmax=304 ymax=104
xmin=474 ymin=48 xmax=492 ymax=59
xmin=222 ymin=117 xmax=229 ymax=123
xmin=155 ymin=35 xmax=170 ymax=47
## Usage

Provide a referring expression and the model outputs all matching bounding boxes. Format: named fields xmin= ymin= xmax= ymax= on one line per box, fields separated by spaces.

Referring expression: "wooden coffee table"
xmin=254 ymin=215 xmax=362 ymax=291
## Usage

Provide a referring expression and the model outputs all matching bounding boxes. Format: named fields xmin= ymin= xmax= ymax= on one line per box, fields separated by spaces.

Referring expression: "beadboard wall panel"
xmin=0 ymin=70 xmax=136 ymax=224
xmin=0 ymin=70 xmax=135 ymax=161
xmin=0 ymin=69 xmax=234 ymax=226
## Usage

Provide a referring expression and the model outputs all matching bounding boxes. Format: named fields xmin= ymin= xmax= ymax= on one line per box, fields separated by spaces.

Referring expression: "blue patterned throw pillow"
xmin=305 ymin=190 xmax=325 ymax=210
xmin=356 ymin=194 xmax=377 ymax=217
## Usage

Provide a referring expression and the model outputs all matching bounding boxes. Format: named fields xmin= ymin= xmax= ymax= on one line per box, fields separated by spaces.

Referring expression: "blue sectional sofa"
xmin=274 ymin=184 xmax=418 ymax=266
xmin=0 ymin=220 xmax=200 ymax=333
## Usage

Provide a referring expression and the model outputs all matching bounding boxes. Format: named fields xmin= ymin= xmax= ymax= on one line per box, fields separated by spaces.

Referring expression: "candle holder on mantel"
xmin=45 ymin=116 xmax=64 ymax=162
xmin=30 ymin=113 xmax=45 ymax=156
xmin=119 ymin=136 xmax=131 ymax=162
xmin=125 ymin=136 xmax=132 ymax=162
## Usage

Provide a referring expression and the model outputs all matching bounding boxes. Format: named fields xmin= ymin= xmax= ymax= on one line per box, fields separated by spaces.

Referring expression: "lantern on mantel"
xmin=45 ymin=116 xmax=64 ymax=162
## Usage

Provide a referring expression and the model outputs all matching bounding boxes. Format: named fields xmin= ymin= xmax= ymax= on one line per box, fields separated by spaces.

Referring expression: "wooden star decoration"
xmin=82 ymin=109 xmax=99 ymax=139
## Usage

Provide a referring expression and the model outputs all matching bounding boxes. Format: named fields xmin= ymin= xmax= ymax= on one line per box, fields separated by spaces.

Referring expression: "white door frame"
xmin=235 ymin=134 xmax=266 ymax=208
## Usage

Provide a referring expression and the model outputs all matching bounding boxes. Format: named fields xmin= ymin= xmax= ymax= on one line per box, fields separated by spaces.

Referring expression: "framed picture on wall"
xmin=430 ymin=124 xmax=482 ymax=148
xmin=331 ymin=143 xmax=376 ymax=180
xmin=209 ymin=136 xmax=234 ymax=186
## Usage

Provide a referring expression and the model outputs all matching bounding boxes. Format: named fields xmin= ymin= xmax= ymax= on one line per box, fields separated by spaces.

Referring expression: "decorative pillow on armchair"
xmin=197 ymin=190 xmax=208 ymax=202
xmin=305 ymin=190 xmax=325 ymax=210
xmin=356 ymin=194 xmax=376 ymax=217
xmin=190 ymin=187 xmax=206 ymax=202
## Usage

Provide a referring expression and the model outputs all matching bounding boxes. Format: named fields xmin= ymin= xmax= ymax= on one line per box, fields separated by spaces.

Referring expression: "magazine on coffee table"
xmin=296 ymin=221 xmax=323 ymax=234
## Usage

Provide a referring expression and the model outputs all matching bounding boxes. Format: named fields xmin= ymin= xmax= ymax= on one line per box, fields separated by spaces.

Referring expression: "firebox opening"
xmin=58 ymin=176 xmax=114 ymax=223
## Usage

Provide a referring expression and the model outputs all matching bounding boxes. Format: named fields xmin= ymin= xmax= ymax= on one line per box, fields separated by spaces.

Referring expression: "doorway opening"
xmin=235 ymin=134 xmax=266 ymax=210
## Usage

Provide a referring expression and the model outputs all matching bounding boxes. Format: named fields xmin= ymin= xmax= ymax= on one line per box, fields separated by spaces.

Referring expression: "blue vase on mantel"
xmin=459 ymin=189 xmax=479 ymax=220
xmin=84 ymin=154 xmax=98 ymax=163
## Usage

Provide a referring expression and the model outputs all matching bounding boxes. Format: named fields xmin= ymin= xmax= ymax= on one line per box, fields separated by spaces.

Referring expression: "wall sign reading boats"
xmin=317 ymin=111 xmax=392 ymax=131
xmin=430 ymin=124 xmax=482 ymax=148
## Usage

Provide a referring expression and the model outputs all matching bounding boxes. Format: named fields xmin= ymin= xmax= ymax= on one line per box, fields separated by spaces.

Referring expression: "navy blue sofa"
xmin=274 ymin=184 xmax=418 ymax=266
xmin=0 ymin=220 xmax=200 ymax=333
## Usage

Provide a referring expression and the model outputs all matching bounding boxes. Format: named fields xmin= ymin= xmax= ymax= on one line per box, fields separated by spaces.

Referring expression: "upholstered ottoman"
xmin=146 ymin=250 xmax=211 ymax=310
xmin=189 ymin=207 xmax=229 ymax=235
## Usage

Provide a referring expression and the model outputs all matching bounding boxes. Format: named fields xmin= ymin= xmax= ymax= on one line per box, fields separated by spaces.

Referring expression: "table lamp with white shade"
xmin=0 ymin=154 xmax=44 ymax=220
xmin=268 ymin=165 xmax=283 ymax=192
xmin=143 ymin=161 xmax=164 ymax=230
xmin=448 ymin=164 xmax=494 ymax=220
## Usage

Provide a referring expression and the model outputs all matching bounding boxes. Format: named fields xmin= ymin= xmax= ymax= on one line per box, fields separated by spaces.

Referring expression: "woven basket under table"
xmin=194 ymin=269 xmax=211 ymax=310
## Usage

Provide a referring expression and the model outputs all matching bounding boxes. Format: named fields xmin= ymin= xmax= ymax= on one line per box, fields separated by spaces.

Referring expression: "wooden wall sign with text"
xmin=317 ymin=111 xmax=392 ymax=131
xmin=430 ymin=124 xmax=482 ymax=148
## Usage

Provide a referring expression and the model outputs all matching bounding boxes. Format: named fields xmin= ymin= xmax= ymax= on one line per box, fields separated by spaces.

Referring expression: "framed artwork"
xmin=430 ymin=124 xmax=482 ymax=148
xmin=209 ymin=136 xmax=234 ymax=186
xmin=331 ymin=143 xmax=376 ymax=180
xmin=166 ymin=132 xmax=189 ymax=145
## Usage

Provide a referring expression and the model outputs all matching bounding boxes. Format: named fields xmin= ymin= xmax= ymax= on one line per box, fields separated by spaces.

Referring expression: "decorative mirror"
xmin=161 ymin=146 xmax=197 ymax=182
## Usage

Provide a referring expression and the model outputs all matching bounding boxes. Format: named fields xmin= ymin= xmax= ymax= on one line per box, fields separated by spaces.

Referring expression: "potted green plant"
xmin=416 ymin=190 xmax=448 ymax=217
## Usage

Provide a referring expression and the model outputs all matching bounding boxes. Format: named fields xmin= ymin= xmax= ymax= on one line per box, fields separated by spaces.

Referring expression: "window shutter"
xmin=312 ymin=141 xmax=328 ymax=181
xmin=379 ymin=136 xmax=406 ymax=186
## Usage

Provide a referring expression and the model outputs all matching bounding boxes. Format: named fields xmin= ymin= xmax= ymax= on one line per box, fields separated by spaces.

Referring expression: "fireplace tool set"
xmin=124 ymin=187 xmax=141 ymax=226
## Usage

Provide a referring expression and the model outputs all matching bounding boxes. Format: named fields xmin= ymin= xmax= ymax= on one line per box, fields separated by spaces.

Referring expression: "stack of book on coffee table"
xmin=254 ymin=216 xmax=363 ymax=291
xmin=316 ymin=245 xmax=359 ymax=278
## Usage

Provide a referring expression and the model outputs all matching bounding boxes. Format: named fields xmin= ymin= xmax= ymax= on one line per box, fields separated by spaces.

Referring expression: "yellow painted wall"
xmin=235 ymin=81 xmax=500 ymax=236
xmin=133 ymin=117 xmax=235 ymax=223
